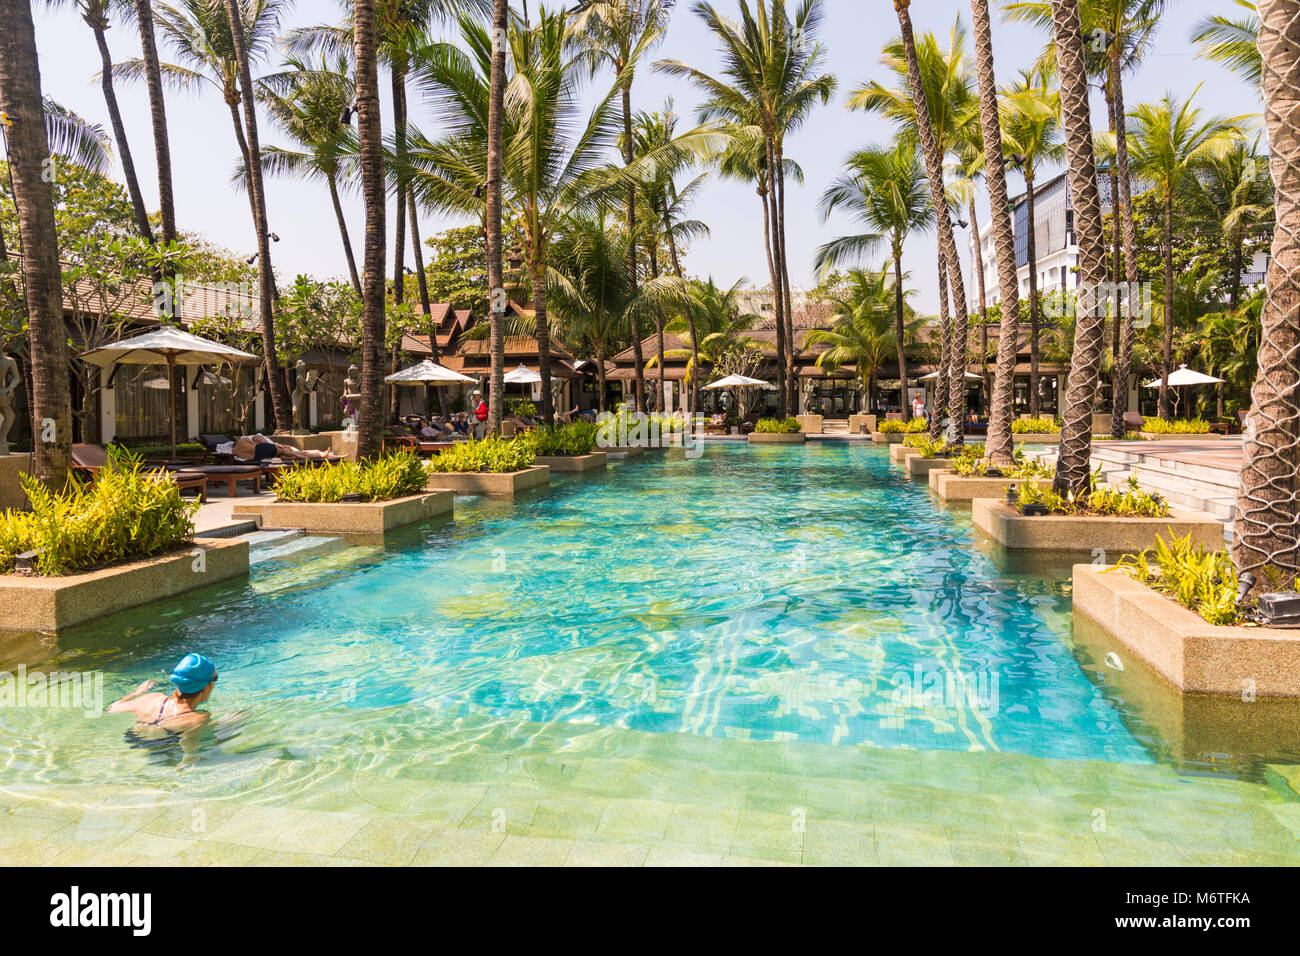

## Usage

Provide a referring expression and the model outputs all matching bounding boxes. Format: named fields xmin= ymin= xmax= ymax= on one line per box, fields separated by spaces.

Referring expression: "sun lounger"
xmin=71 ymin=444 xmax=209 ymax=501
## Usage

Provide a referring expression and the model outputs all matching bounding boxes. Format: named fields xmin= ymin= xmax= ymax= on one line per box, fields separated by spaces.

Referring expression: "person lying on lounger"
xmin=233 ymin=434 xmax=333 ymax=462
xmin=109 ymin=653 xmax=218 ymax=731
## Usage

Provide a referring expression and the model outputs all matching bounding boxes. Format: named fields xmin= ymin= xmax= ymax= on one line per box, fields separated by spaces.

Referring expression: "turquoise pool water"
xmin=5 ymin=442 xmax=1300 ymax=868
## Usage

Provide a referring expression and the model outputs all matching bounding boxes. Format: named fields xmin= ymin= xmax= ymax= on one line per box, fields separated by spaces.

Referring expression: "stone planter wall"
xmin=890 ymin=443 xmax=921 ymax=463
xmin=0 ymin=537 xmax=250 ymax=633
xmin=929 ymin=471 xmax=1014 ymax=502
xmin=971 ymin=498 xmax=1225 ymax=552
xmin=535 ymin=452 xmax=607 ymax=473
xmin=1137 ymin=432 xmax=1222 ymax=441
xmin=1074 ymin=564 xmax=1300 ymax=697
xmin=795 ymin=415 xmax=823 ymax=435
xmin=1008 ymin=433 xmax=1061 ymax=444
xmin=906 ymin=457 xmax=949 ymax=478
xmin=0 ymin=452 xmax=34 ymax=511
xmin=747 ymin=433 xmax=806 ymax=444
xmin=235 ymin=492 xmax=452 ymax=534
xmin=426 ymin=465 xmax=550 ymax=496
xmin=849 ymin=414 xmax=877 ymax=435
xmin=871 ymin=432 xmax=904 ymax=444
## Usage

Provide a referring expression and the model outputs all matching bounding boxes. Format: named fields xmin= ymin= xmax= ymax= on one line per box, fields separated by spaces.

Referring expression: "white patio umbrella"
xmin=385 ymin=359 xmax=475 ymax=385
xmin=1143 ymin=364 xmax=1224 ymax=388
xmin=503 ymin=364 xmax=543 ymax=385
xmin=82 ymin=327 xmax=258 ymax=457
xmin=918 ymin=370 xmax=982 ymax=381
xmin=704 ymin=374 xmax=770 ymax=389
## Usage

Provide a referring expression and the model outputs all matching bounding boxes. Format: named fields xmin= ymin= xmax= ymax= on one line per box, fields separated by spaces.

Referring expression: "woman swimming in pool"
xmin=109 ymin=653 xmax=218 ymax=731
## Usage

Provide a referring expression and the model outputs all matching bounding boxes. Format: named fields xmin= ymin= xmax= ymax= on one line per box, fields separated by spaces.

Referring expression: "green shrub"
xmin=273 ymin=449 xmax=428 ymax=503
xmin=1013 ymin=472 xmax=1169 ymax=517
xmin=902 ymin=434 xmax=946 ymax=458
xmin=1141 ymin=417 xmax=1212 ymax=434
xmin=0 ymin=449 xmax=197 ymax=576
xmin=1011 ymin=416 xmax=1060 ymax=434
xmin=755 ymin=417 xmax=801 ymax=434
xmin=650 ymin=412 xmax=688 ymax=434
xmin=426 ymin=436 xmax=537 ymax=473
xmin=878 ymin=417 xmax=927 ymax=434
xmin=528 ymin=421 xmax=598 ymax=456
xmin=506 ymin=398 xmax=537 ymax=418
xmin=954 ymin=446 xmax=1054 ymax=479
xmin=1113 ymin=533 xmax=1241 ymax=625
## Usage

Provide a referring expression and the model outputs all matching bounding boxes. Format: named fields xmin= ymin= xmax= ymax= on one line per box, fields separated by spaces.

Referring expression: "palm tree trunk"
xmin=647 ymin=237 xmax=666 ymax=411
xmin=352 ymin=0 xmax=386 ymax=459
xmin=1048 ymin=0 xmax=1110 ymax=496
xmin=88 ymin=16 xmax=152 ymax=241
xmin=894 ymin=0 xmax=968 ymax=446
xmin=1111 ymin=38 xmax=1139 ymax=442
xmin=530 ymin=262 xmax=553 ymax=424
xmin=596 ymin=339 xmax=608 ymax=413
xmin=776 ymin=141 xmax=796 ymax=412
xmin=1024 ymin=166 xmax=1041 ymax=418
xmin=1230 ymin=224 xmax=1244 ymax=309
xmin=1234 ymin=0 xmax=1300 ymax=582
xmin=133 ymin=0 xmax=176 ymax=246
xmin=330 ymin=173 xmax=363 ymax=297
xmin=973 ymin=0 xmax=1023 ymax=467
xmin=969 ymin=198 xmax=991 ymax=409
xmin=621 ymin=81 xmax=644 ymax=414
xmin=485 ymin=0 xmax=508 ymax=437
xmin=408 ymin=190 xmax=446 ymax=417
xmin=391 ymin=56 xmax=408 ymax=319
xmin=223 ymin=0 xmax=290 ymax=432
xmin=1106 ymin=70 xmax=1124 ymax=438
xmin=759 ymin=171 xmax=787 ymax=417
xmin=0 ymin=0 xmax=72 ymax=486
xmin=1160 ymin=187 xmax=1174 ymax=419
xmin=665 ymin=207 xmax=699 ymax=416
xmin=893 ymin=251 xmax=908 ymax=407
xmin=932 ymin=256 xmax=950 ymax=441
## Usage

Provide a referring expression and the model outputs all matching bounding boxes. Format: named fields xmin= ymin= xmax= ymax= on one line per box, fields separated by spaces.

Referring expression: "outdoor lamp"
xmin=1237 ymin=571 xmax=1256 ymax=606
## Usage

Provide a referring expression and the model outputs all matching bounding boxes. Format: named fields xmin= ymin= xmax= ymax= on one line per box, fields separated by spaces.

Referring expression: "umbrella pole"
xmin=168 ymin=354 xmax=177 ymax=459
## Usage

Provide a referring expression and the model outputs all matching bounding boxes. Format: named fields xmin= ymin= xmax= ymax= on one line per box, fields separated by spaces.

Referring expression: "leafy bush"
xmin=878 ymin=417 xmax=927 ymax=434
xmin=954 ymin=446 xmax=1055 ymax=479
xmin=903 ymin=434 xmax=946 ymax=458
xmin=1011 ymin=416 xmax=1060 ymax=434
xmin=273 ymin=449 xmax=428 ymax=503
xmin=0 ymin=450 xmax=197 ymax=576
xmin=506 ymin=398 xmax=537 ymax=418
xmin=426 ymin=436 xmax=537 ymax=473
xmin=1013 ymin=472 xmax=1169 ymax=517
xmin=755 ymin=417 xmax=801 ymax=434
xmin=1141 ymin=417 xmax=1212 ymax=434
xmin=528 ymin=421 xmax=598 ymax=456
xmin=1113 ymin=533 xmax=1241 ymax=625
xmin=650 ymin=412 xmax=688 ymax=434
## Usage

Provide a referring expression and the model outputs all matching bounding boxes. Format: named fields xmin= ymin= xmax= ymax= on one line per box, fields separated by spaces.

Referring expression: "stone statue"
xmin=342 ymin=363 xmax=360 ymax=429
xmin=0 ymin=353 xmax=18 ymax=454
xmin=290 ymin=359 xmax=319 ymax=430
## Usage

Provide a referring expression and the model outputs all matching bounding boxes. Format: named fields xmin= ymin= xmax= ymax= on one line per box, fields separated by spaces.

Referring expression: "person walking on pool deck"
xmin=472 ymin=389 xmax=488 ymax=439
xmin=109 ymin=654 xmax=218 ymax=731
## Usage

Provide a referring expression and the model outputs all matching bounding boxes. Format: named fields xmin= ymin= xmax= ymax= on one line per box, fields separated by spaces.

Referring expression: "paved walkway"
xmin=193 ymin=487 xmax=275 ymax=535
xmin=1092 ymin=437 xmax=1243 ymax=475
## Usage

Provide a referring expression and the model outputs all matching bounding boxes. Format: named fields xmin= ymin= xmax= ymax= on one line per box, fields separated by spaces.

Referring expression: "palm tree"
xmin=0 ymin=0 xmax=73 ymax=486
xmin=485 ymin=0 xmax=508 ymax=435
xmin=806 ymin=265 xmax=912 ymax=413
xmin=129 ymin=0 xmax=178 ymax=248
xmin=816 ymin=140 xmax=931 ymax=415
xmin=1000 ymin=66 xmax=1064 ymax=419
xmin=661 ymin=277 xmax=761 ymax=380
xmin=1127 ymin=91 xmax=1242 ymax=418
xmin=658 ymin=0 xmax=836 ymax=416
xmin=971 ymin=0 xmax=1026 ymax=467
xmin=1192 ymin=0 xmax=1261 ymax=87
xmin=1233 ymin=0 xmax=1300 ymax=582
xmin=256 ymin=55 xmax=361 ymax=296
xmin=353 ymin=0 xmax=385 ymax=458
xmin=1193 ymin=136 xmax=1273 ymax=310
xmin=64 ymin=0 xmax=154 ymax=239
xmin=889 ymin=0 xmax=973 ymax=445
xmin=39 ymin=98 xmax=113 ymax=174
xmin=1046 ymin=0 xmax=1111 ymax=496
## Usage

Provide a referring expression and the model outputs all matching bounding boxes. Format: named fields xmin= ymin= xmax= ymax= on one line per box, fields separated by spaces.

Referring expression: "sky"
xmin=26 ymin=0 xmax=1260 ymax=315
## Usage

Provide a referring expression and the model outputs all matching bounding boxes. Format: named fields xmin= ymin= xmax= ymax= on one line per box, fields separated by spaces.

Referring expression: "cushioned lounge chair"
xmin=71 ymin=444 xmax=209 ymax=502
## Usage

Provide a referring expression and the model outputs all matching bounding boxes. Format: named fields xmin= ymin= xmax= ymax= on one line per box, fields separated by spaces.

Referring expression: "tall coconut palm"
xmin=1193 ymin=136 xmax=1273 ymax=310
xmin=1000 ymin=66 xmax=1064 ymax=419
xmin=1193 ymin=0 xmax=1261 ymax=87
xmin=889 ymin=0 xmax=974 ymax=446
xmin=129 ymin=0 xmax=177 ymax=247
xmin=256 ymin=55 xmax=361 ymax=296
xmin=1127 ymin=91 xmax=1242 ymax=419
xmin=1046 ymin=0 xmax=1110 ymax=496
xmin=970 ymin=0 xmax=1025 ymax=467
xmin=484 ymin=0 xmax=507 ymax=434
xmin=816 ymin=140 xmax=932 ymax=409
xmin=1234 ymin=0 xmax=1300 ymax=582
xmin=0 ymin=0 xmax=73 ymax=486
xmin=352 ymin=0 xmax=385 ymax=458
xmin=63 ymin=0 xmax=154 ymax=239
xmin=658 ymin=0 xmax=836 ymax=416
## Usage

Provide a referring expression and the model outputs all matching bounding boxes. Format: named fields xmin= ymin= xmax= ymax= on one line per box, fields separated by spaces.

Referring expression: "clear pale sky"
xmin=28 ymin=0 xmax=1258 ymax=314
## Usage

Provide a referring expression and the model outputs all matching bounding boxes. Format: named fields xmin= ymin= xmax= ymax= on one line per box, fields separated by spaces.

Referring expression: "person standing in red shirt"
xmin=472 ymin=389 xmax=488 ymax=439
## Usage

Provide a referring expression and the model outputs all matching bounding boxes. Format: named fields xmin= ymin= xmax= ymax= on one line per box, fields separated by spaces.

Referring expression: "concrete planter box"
xmin=1137 ymin=432 xmax=1221 ymax=441
xmin=270 ymin=433 xmax=335 ymax=453
xmin=535 ymin=452 xmax=607 ymax=473
xmin=427 ymin=465 xmax=550 ymax=496
xmin=795 ymin=414 xmax=823 ymax=435
xmin=748 ymin=432 xmax=805 ymax=444
xmin=871 ymin=432 xmax=905 ymax=444
xmin=890 ymin=443 xmax=922 ymax=463
xmin=600 ymin=445 xmax=644 ymax=458
xmin=906 ymin=456 xmax=950 ymax=478
xmin=1008 ymin=432 xmax=1061 ymax=444
xmin=0 ymin=452 xmax=33 ymax=511
xmin=971 ymin=498 xmax=1225 ymax=552
xmin=929 ymin=470 xmax=1014 ymax=502
xmin=236 ymin=492 xmax=451 ymax=534
xmin=0 ymin=537 xmax=249 ymax=633
xmin=1074 ymin=564 xmax=1300 ymax=697
xmin=849 ymin=414 xmax=877 ymax=435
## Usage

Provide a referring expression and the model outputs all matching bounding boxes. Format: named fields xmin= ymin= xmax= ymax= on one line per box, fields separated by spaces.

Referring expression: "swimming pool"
xmin=3 ymin=443 xmax=1299 ymax=865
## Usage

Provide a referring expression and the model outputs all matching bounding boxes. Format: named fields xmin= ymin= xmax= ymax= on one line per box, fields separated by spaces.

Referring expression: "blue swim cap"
xmin=170 ymin=654 xmax=217 ymax=694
